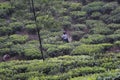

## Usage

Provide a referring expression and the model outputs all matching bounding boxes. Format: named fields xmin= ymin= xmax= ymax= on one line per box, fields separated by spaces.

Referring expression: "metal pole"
xmin=30 ymin=0 xmax=45 ymax=61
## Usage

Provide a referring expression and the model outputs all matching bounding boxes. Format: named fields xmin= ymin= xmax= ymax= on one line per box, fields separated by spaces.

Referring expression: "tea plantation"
xmin=0 ymin=0 xmax=120 ymax=80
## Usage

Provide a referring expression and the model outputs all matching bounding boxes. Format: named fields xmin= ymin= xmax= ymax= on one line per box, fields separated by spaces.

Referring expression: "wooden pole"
xmin=30 ymin=0 xmax=45 ymax=61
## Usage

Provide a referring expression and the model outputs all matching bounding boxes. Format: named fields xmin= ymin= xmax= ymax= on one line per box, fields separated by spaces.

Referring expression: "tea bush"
xmin=111 ymin=6 xmax=120 ymax=15
xmin=47 ymin=45 xmax=72 ymax=57
xmin=0 ymin=41 xmax=12 ymax=48
xmin=72 ymin=24 xmax=87 ymax=31
xmin=71 ymin=31 xmax=85 ymax=41
xmin=0 ymin=55 xmax=119 ymax=80
xmin=106 ymin=34 xmax=120 ymax=43
xmin=9 ymin=22 xmax=24 ymax=32
xmin=10 ymin=34 xmax=28 ymax=44
xmin=58 ymin=8 xmax=68 ymax=16
xmin=37 ymin=15 xmax=61 ymax=31
xmin=101 ymin=61 xmax=120 ymax=70
xmin=80 ymin=34 xmax=106 ymax=44
xmin=0 ymin=27 xmax=13 ymax=36
xmin=22 ymin=44 xmax=42 ymax=59
xmin=107 ymin=23 xmax=120 ymax=31
xmin=62 ymin=2 xmax=82 ymax=11
xmin=86 ymin=20 xmax=105 ymax=28
xmin=107 ymin=13 xmax=120 ymax=23
xmin=25 ymin=24 xmax=36 ymax=34
xmin=0 ymin=19 xmax=7 ymax=26
xmin=11 ymin=44 xmax=24 ymax=56
xmin=71 ymin=44 xmax=103 ymax=55
xmin=100 ymin=14 xmax=110 ymax=23
xmin=90 ymin=12 xmax=102 ymax=19
xmin=70 ymin=11 xmax=87 ymax=19
xmin=59 ymin=16 xmax=71 ymax=22
xmin=68 ymin=67 xmax=105 ymax=77
xmin=114 ymin=41 xmax=120 ymax=47
xmin=0 ymin=36 xmax=7 ymax=42
xmin=0 ymin=2 xmax=13 ymax=18
xmin=82 ymin=1 xmax=105 ymax=14
xmin=114 ymin=29 xmax=120 ymax=34
xmin=90 ymin=26 xmax=113 ymax=35
xmin=71 ymin=70 xmax=120 ymax=80
xmin=102 ymin=2 xmax=118 ymax=14
xmin=70 ymin=11 xmax=87 ymax=23
xmin=0 ymin=48 xmax=10 ymax=56
xmin=71 ymin=43 xmax=112 ymax=55
xmin=62 ymin=21 xmax=71 ymax=31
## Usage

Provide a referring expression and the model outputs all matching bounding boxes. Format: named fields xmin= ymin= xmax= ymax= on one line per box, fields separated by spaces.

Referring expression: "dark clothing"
xmin=63 ymin=38 xmax=69 ymax=42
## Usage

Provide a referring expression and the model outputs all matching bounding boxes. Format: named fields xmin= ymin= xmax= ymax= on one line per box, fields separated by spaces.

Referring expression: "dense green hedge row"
xmin=71 ymin=69 xmax=120 ymax=80
xmin=71 ymin=43 xmax=113 ymax=55
xmin=0 ymin=55 xmax=120 ymax=80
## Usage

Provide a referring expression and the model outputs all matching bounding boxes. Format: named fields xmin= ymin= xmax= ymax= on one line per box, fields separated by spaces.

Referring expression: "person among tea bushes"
xmin=61 ymin=31 xmax=69 ymax=42
xmin=2 ymin=54 xmax=10 ymax=61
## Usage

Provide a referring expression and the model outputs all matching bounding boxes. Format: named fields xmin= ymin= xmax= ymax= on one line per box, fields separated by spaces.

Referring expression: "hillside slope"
xmin=0 ymin=0 xmax=120 ymax=80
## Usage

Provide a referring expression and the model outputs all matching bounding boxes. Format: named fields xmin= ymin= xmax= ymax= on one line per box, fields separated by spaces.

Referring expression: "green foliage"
xmin=86 ymin=20 xmax=105 ymax=28
xmin=107 ymin=13 xmax=120 ymax=23
xmin=80 ymin=34 xmax=106 ymax=44
xmin=58 ymin=8 xmax=68 ymax=16
xmin=71 ymin=43 xmax=112 ymax=55
xmin=0 ymin=48 xmax=10 ymax=56
xmin=9 ymin=22 xmax=23 ymax=32
xmin=71 ymin=70 xmax=120 ymax=80
xmin=70 ymin=11 xmax=87 ymax=22
xmin=100 ymin=14 xmax=110 ymax=23
xmin=25 ymin=24 xmax=36 ymax=34
xmin=107 ymin=23 xmax=120 ymax=30
xmin=62 ymin=2 xmax=82 ymax=11
xmin=11 ymin=44 xmax=24 ymax=56
xmin=111 ymin=6 xmax=120 ymax=15
xmin=101 ymin=61 xmax=120 ymax=70
xmin=47 ymin=45 xmax=72 ymax=57
xmin=70 ymin=11 xmax=87 ymax=18
xmin=96 ymin=70 xmax=120 ymax=80
xmin=102 ymin=12 xmax=120 ymax=24
xmin=90 ymin=26 xmax=113 ymax=35
xmin=0 ymin=26 xmax=13 ymax=36
xmin=71 ymin=44 xmax=103 ymax=55
xmin=12 ymin=0 xmax=27 ymax=10
xmin=0 ymin=36 xmax=8 ymax=42
xmin=72 ymin=24 xmax=87 ymax=31
xmin=37 ymin=15 xmax=61 ymax=32
xmin=102 ymin=2 xmax=119 ymax=14
xmin=71 ymin=31 xmax=85 ymax=41
xmin=106 ymin=34 xmax=120 ymax=43
xmin=0 ymin=41 xmax=12 ymax=48
xmin=114 ymin=41 xmax=120 ymax=47
xmin=82 ymin=1 xmax=105 ymax=13
xmin=10 ymin=34 xmax=28 ymax=44
xmin=62 ymin=21 xmax=71 ymax=30
xmin=0 ymin=0 xmax=120 ymax=79
xmin=0 ymin=2 xmax=13 ymax=18
xmin=23 ymin=44 xmax=41 ymax=59
xmin=114 ymin=29 xmax=120 ymax=34
xmin=68 ymin=67 xmax=105 ymax=77
xmin=91 ymin=12 xmax=102 ymax=19
xmin=59 ymin=16 xmax=71 ymax=22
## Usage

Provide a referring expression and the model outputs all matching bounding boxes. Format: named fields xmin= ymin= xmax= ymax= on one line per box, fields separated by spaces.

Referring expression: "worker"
xmin=61 ymin=32 xmax=69 ymax=42
xmin=2 ymin=54 xmax=10 ymax=61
